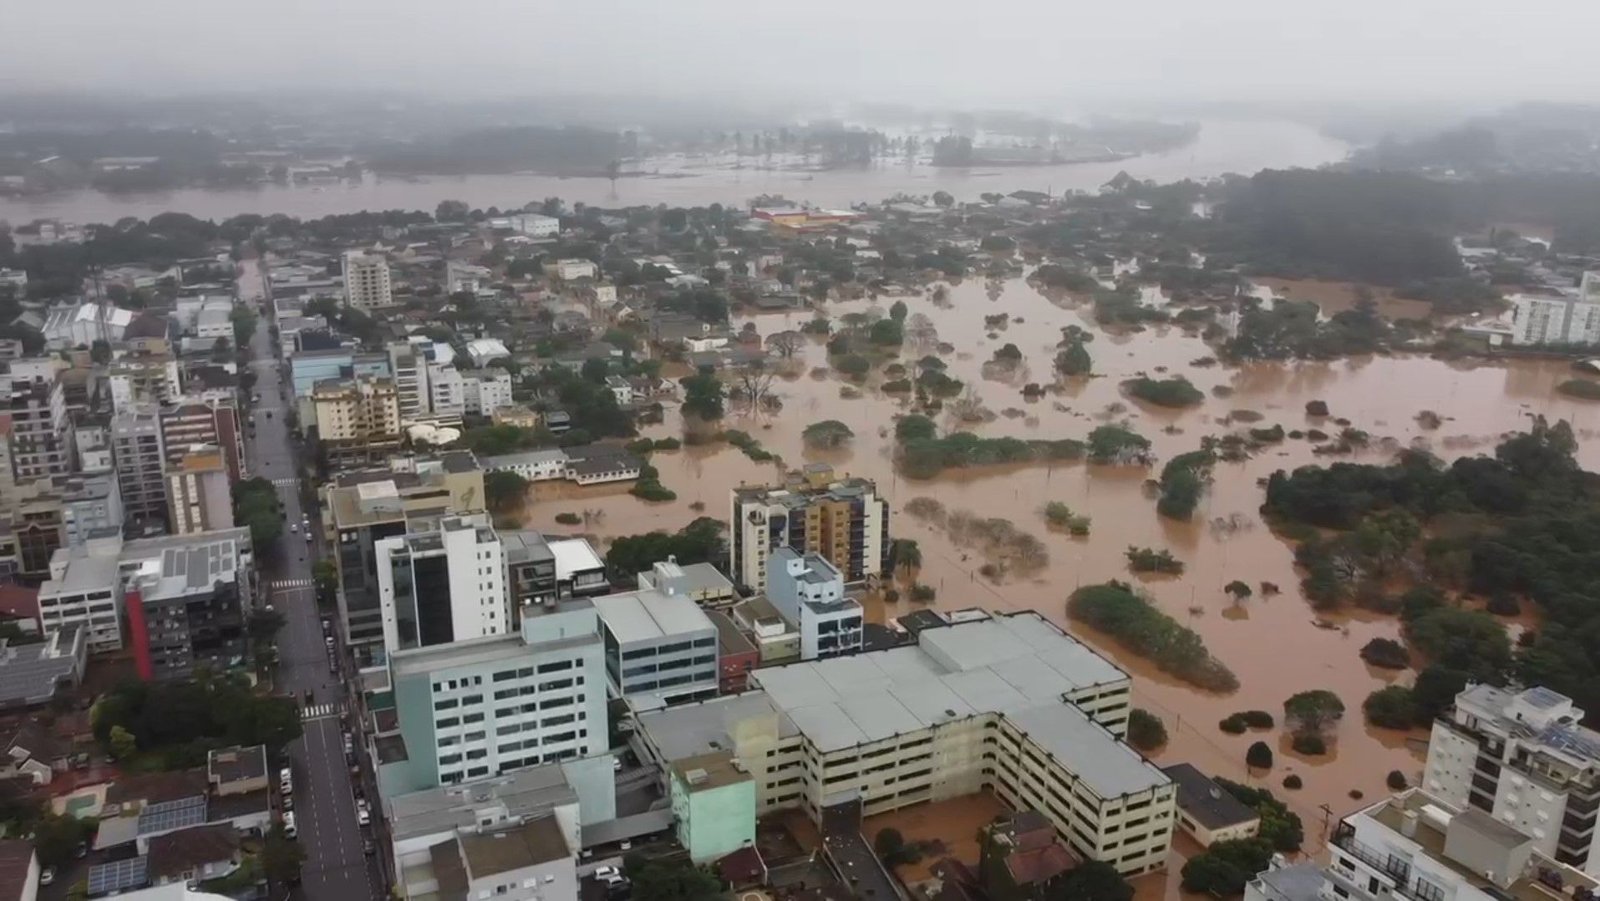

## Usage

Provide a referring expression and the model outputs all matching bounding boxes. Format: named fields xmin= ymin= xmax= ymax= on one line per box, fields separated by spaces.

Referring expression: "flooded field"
xmin=524 ymin=273 xmax=1600 ymax=854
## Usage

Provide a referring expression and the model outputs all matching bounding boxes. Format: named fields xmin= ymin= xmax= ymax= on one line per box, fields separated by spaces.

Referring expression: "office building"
xmin=376 ymin=516 xmax=507 ymax=654
xmin=121 ymin=528 xmax=255 ymax=682
xmin=165 ymin=448 xmax=234 ymax=535
xmin=427 ymin=362 xmax=466 ymax=419
xmin=729 ymin=465 xmax=887 ymax=594
xmin=636 ymin=558 xmax=735 ymax=608
xmin=38 ymin=540 xmax=124 ymax=650
xmin=591 ymin=588 xmax=719 ymax=706
xmin=500 ymin=532 xmax=609 ymax=614
xmin=765 ymin=547 xmax=861 ymax=660
xmin=381 ymin=601 xmax=608 ymax=793
xmin=313 ymin=375 xmax=402 ymax=463
xmin=113 ymin=405 xmax=169 ymax=527
xmin=322 ymin=453 xmax=485 ymax=651
xmin=636 ymin=610 xmax=1169 ymax=876
xmin=342 ymin=251 xmax=393 ymax=311
xmin=2 ymin=369 xmax=70 ymax=480
xmin=386 ymin=758 xmax=616 ymax=901
xmin=1324 ymin=788 xmax=1597 ymax=901
xmin=1423 ymin=683 xmax=1600 ymax=873
xmin=160 ymin=400 xmax=245 ymax=484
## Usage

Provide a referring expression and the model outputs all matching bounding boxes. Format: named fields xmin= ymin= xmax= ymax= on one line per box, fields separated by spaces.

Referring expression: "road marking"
xmin=272 ymin=579 xmax=313 ymax=590
xmin=302 ymin=703 xmax=339 ymax=721
xmin=273 ymin=477 xmax=299 ymax=488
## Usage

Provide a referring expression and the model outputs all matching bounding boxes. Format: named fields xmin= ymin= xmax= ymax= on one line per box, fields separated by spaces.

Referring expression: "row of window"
xmin=490 ymin=659 xmax=575 ymax=682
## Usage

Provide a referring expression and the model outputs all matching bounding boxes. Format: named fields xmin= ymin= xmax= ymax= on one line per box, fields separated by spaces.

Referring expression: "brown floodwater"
xmin=525 ymin=274 xmax=1600 ymax=866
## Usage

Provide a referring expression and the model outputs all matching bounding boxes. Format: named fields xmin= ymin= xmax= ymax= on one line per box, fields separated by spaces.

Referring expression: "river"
xmin=517 ymin=274 xmax=1600 ymax=884
xmin=0 ymin=119 xmax=1347 ymax=224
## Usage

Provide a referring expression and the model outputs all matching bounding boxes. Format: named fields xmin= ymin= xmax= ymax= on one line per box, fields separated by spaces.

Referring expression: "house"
xmin=465 ymin=339 xmax=511 ymax=367
xmin=604 ymin=375 xmax=633 ymax=407
xmin=0 ymin=722 xmax=69 ymax=786
xmin=547 ymin=259 xmax=597 ymax=282
xmin=1162 ymin=764 xmax=1260 ymax=847
xmin=146 ymin=825 xmax=241 ymax=888
xmin=206 ymin=746 xmax=267 ymax=797
xmin=0 ymin=840 xmax=39 ymax=901
xmin=978 ymin=809 xmax=1077 ymax=901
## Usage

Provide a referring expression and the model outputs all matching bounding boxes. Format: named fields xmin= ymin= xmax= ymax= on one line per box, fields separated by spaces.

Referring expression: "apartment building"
xmin=501 ymin=531 xmax=610 ymax=613
xmin=386 ymin=343 xmax=430 ymax=420
xmin=729 ymin=465 xmax=887 ymax=594
xmin=108 ymin=354 xmax=182 ymax=411
xmin=427 ymin=362 xmax=465 ymax=419
xmin=39 ymin=541 xmax=124 ymax=650
xmin=1422 ymin=683 xmax=1600 ymax=873
xmin=382 ymin=600 xmax=608 ymax=793
xmin=592 ymin=588 xmax=719 ymax=706
xmin=2 ymin=369 xmax=71 ymax=480
xmin=1323 ymin=788 xmax=1598 ymax=901
xmin=1511 ymin=291 xmax=1600 ymax=347
xmin=463 ymin=370 xmax=513 ymax=416
xmin=636 ymin=558 xmax=736 ymax=608
xmin=376 ymin=515 xmax=507 ymax=654
xmin=342 ymin=251 xmax=393 ymax=311
xmin=635 ymin=610 xmax=1169 ymax=876
xmin=322 ymin=453 xmax=485 ymax=650
xmin=165 ymin=448 xmax=233 ymax=535
xmin=765 ymin=547 xmax=861 ymax=660
xmin=112 ymin=404 xmax=170 ymax=527
xmin=159 ymin=400 xmax=245 ymax=483
xmin=313 ymin=375 xmax=402 ymax=463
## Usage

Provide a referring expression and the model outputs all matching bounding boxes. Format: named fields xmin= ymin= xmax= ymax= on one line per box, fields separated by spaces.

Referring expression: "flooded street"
xmin=525 ymin=274 xmax=1600 ymax=853
xmin=0 ymin=119 xmax=1345 ymax=223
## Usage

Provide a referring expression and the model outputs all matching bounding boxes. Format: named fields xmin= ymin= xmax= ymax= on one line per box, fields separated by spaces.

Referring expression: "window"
xmin=434 ymin=698 xmax=458 ymax=711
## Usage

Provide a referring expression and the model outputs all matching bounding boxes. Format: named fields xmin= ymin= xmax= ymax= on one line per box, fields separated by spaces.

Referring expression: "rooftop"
xmin=0 ymin=839 xmax=34 ymax=901
xmin=458 ymin=816 xmax=569 ymax=876
xmin=41 ymin=548 xmax=121 ymax=598
xmin=1162 ymin=763 xmax=1261 ymax=831
xmin=389 ymin=624 xmax=599 ymax=680
xmin=547 ymin=537 xmax=604 ymax=578
xmin=636 ymin=692 xmax=797 ymax=761
xmin=207 ymin=745 xmax=267 ymax=785
xmin=122 ymin=528 xmax=249 ymax=602
xmin=592 ymin=587 xmax=715 ymax=645
xmin=0 ymin=624 xmax=84 ymax=706
xmin=670 ymin=751 xmax=753 ymax=794
xmin=386 ymin=763 xmax=578 ymax=843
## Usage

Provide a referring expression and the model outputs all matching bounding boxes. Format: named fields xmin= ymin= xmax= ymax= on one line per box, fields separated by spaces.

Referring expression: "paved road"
xmin=240 ymin=258 xmax=382 ymax=901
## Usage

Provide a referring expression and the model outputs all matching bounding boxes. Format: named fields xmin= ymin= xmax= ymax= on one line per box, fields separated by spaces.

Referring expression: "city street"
xmin=239 ymin=258 xmax=383 ymax=901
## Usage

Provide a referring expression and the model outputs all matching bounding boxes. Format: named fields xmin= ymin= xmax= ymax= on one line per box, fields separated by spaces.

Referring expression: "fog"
xmin=5 ymin=0 xmax=1599 ymax=111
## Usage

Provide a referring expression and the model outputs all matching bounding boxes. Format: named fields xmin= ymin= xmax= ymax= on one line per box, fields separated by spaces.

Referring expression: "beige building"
xmin=165 ymin=447 xmax=234 ymax=535
xmin=729 ymin=465 xmax=886 ymax=594
xmin=342 ymin=250 xmax=393 ymax=311
xmin=313 ymin=376 xmax=402 ymax=463
xmin=636 ymin=610 xmax=1174 ymax=876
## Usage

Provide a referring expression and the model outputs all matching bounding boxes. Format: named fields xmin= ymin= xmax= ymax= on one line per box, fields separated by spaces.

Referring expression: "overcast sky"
xmin=5 ymin=0 xmax=1597 ymax=111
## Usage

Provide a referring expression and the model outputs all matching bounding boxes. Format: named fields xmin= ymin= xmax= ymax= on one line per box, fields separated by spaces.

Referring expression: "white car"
xmin=282 ymin=811 xmax=298 ymax=839
xmin=593 ymin=866 xmax=621 ymax=880
xmin=290 ymin=523 xmax=298 ymax=534
xmin=357 ymin=807 xmax=371 ymax=827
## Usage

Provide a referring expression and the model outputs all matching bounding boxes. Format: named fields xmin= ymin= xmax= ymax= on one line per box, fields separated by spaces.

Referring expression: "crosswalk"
xmin=272 ymin=477 xmax=299 ymax=488
xmin=271 ymin=578 xmax=314 ymax=592
xmin=301 ymin=703 xmax=339 ymax=721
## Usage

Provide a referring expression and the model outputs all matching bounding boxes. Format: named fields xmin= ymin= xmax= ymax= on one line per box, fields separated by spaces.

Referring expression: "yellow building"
xmin=313 ymin=375 xmax=402 ymax=463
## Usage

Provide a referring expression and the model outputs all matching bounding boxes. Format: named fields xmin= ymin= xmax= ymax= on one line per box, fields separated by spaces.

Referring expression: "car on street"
xmin=594 ymin=866 xmax=621 ymax=880
xmin=39 ymin=868 xmax=55 ymax=886
xmin=279 ymin=766 xmax=293 ymax=795
xmin=357 ymin=807 xmax=371 ymax=826
xmin=363 ymin=839 xmax=376 ymax=856
xmin=282 ymin=811 xmax=297 ymax=839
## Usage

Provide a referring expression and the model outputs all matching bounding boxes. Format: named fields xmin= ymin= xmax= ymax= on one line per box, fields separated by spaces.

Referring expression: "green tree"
xmin=262 ymin=824 xmax=306 ymax=885
xmin=485 ymin=470 xmax=531 ymax=513
xmin=32 ymin=813 xmax=92 ymax=868
xmin=1055 ymin=860 xmax=1133 ymax=901
xmin=679 ymin=367 xmax=725 ymax=421
xmin=247 ymin=609 xmax=286 ymax=644
xmin=108 ymin=724 xmax=137 ymax=760
xmin=1246 ymin=740 xmax=1274 ymax=770
xmin=1180 ymin=838 xmax=1274 ymax=896
xmin=1364 ymin=685 xmax=1418 ymax=729
xmin=232 ymin=478 xmax=282 ymax=556
xmin=869 ymin=318 xmax=904 ymax=346
xmin=889 ymin=538 xmax=922 ymax=581
xmin=1284 ymin=689 xmax=1346 ymax=734
xmin=889 ymin=300 xmax=909 ymax=322
xmin=312 ymin=559 xmax=338 ymax=605
xmin=1224 ymin=580 xmax=1253 ymax=601
xmin=802 ymin=420 xmax=855 ymax=449
xmin=627 ymin=857 xmax=726 ymax=901
xmin=435 ymin=199 xmax=469 ymax=222
xmin=1086 ymin=425 xmax=1151 ymax=464
xmin=1054 ymin=339 xmax=1092 ymax=377
xmin=231 ymin=304 xmax=259 ymax=348
xmin=1127 ymin=708 xmax=1167 ymax=751
xmin=895 ymin=414 xmax=938 ymax=444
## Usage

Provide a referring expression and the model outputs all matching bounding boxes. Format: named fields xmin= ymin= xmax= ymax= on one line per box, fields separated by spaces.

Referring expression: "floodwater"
xmin=525 ymin=273 xmax=1600 ymax=863
xmin=0 ymin=119 xmax=1346 ymax=224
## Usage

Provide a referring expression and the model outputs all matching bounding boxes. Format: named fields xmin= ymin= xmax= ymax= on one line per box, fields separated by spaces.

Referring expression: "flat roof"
xmin=636 ymin=693 xmax=797 ymax=762
xmin=388 ymin=764 xmax=577 ymax=843
xmin=671 ymin=751 xmax=752 ymax=794
xmin=592 ymin=588 xmax=715 ymax=645
xmin=749 ymin=612 xmax=1127 ymax=753
xmin=547 ymin=537 xmax=603 ymax=577
xmin=0 ymin=624 xmax=83 ymax=705
xmin=1005 ymin=703 xmax=1169 ymax=798
xmin=40 ymin=551 xmax=120 ymax=598
xmin=1161 ymin=763 xmax=1260 ymax=830
xmin=390 ymin=626 xmax=598 ymax=679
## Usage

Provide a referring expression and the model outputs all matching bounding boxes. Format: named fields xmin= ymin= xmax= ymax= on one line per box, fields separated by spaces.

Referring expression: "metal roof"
xmin=1005 ymin=703 xmax=1169 ymax=798
xmin=0 ymin=624 xmax=84 ymax=706
xmin=592 ymin=588 xmax=714 ymax=645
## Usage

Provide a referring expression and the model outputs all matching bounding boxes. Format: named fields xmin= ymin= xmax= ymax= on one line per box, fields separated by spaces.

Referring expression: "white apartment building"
xmin=427 ymin=362 xmax=466 ymax=419
xmin=1323 ymin=788 xmax=1598 ymax=901
xmin=463 ymin=370 xmax=513 ymax=416
xmin=342 ymin=250 xmax=393 ymax=311
xmin=551 ymin=259 xmax=597 ymax=282
xmin=765 ymin=546 xmax=861 ymax=660
xmin=1423 ymin=683 xmax=1600 ymax=873
xmin=445 ymin=261 xmax=494 ymax=295
xmin=38 ymin=542 xmax=124 ymax=650
xmin=1510 ymin=293 xmax=1600 ymax=346
xmin=376 ymin=515 xmax=507 ymax=654
xmin=635 ymin=610 xmax=1171 ymax=876
xmin=385 ymin=600 xmax=609 ymax=791
xmin=108 ymin=356 xmax=182 ymax=411
xmin=729 ymin=467 xmax=887 ymax=594
xmin=491 ymin=213 xmax=560 ymax=238
xmin=387 ymin=344 xmax=430 ymax=420
xmin=313 ymin=376 xmax=402 ymax=458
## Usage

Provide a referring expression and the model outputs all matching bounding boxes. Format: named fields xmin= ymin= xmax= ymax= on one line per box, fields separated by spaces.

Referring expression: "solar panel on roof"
xmin=87 ymin=856 xmax=149 ymax=895
xmin=1524 ymin=686 xmax=1568 ymax=709
xmin=137 ymin=795 xmax=206 ymax=834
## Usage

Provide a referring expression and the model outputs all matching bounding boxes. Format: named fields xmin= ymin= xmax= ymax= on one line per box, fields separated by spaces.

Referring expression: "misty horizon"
xmin=5 ymin=0 xmax=1600 ymax=113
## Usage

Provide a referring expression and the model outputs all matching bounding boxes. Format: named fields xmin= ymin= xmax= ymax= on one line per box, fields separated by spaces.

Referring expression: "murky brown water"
xmin=0 ymin=119 xmax=1346 ymax=223
xmin=527 ymin=274 xmax=1600 ymax=856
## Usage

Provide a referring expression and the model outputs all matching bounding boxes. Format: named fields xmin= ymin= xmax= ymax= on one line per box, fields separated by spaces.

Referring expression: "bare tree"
xmin=730 ymin=361 xmax=778 ymax=410
xmin=765 ymin=330 xmax=804 ymax=358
